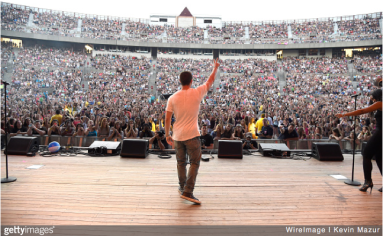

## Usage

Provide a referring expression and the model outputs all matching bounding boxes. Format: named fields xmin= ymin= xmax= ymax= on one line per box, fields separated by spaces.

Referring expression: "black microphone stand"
xmin=31 ymin=95 xmax=33 ymax=119
xmin=344 ymin=94 xmax=361 ymax=186
xmin=1 ymin=80 xmax=17 ymax=183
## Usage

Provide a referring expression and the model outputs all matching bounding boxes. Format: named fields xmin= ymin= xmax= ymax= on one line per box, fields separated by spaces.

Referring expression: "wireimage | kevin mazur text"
xmin=286 ymin=226 xmax=381 ymax=234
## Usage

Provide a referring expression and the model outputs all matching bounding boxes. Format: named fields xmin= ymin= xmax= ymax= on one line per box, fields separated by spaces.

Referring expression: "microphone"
xmin=351 ymin=94 xmax=361 ymax=98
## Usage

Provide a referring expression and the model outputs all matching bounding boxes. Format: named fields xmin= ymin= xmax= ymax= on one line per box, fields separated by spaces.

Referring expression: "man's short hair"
xmin=261 ymin=113 xmax=265 ymax=118
xmin=155 ymin=130 xmax=164 ymax=137
xmin=202 ymin=124 xmax=207 ymax=127
xmin=56 ymin=110 xmax=60 ymax=115
xmin=288 ymin=123 xmax=295 ymax=128
xmin=180 ymin=71 xmax=192 ymax=86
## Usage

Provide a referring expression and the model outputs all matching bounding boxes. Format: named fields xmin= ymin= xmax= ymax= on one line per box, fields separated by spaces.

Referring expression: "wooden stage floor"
xmin=1 ymin=151 xmax=382 ymax=226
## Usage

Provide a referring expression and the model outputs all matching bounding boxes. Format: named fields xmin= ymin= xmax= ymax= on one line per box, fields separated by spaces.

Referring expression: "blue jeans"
xmin=175 ymin=136 xmax=202 ymax=194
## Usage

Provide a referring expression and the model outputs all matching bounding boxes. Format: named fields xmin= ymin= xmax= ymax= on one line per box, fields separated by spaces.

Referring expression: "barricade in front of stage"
xmin=1 ymin=135 xmax=363 ymax=152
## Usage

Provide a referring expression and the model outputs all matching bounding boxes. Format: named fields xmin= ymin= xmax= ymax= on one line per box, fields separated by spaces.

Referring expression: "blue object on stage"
xmin=48 ymin=141 xmax=60 ymax=153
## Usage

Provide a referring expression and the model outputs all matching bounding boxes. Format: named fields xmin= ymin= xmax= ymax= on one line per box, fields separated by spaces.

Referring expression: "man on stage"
xmin=165 ymin=59 xmax=220 ymax=204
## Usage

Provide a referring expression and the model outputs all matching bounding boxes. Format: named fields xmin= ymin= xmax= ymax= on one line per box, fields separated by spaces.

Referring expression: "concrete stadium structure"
xmin=1 ymin=30 xmax=381 ymax=59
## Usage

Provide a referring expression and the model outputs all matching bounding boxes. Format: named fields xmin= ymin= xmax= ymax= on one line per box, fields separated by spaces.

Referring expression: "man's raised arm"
xmin=205 ymin=59 xmax=220 ymax=91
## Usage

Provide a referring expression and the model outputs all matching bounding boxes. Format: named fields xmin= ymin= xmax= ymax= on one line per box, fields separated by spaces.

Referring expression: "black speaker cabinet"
xmin=121 ymin=139 xmax=149 ymax=158
xmin=5 ymin=136 xmax=40 ymax=155
xmin=259 ymin=143 xmax=290 ymax=157
xmin=88 ymin=141 xmax=121 ymax=155
xmin=218 ymin=140 xmax=242 ymax=159
xmin=312 ymin=142 xmax=343 ymax=161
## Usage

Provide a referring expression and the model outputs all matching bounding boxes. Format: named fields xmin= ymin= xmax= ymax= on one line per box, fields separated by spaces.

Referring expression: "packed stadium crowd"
xmin=1 ymin=40 xmax=381 ymax=149
xmin=1 ymin=4 xmax=29 ymax=31
xmin=1 ymin=3 xmax=381 ymax=45
xmin=33 ymin=11 xmax=78 ymax=30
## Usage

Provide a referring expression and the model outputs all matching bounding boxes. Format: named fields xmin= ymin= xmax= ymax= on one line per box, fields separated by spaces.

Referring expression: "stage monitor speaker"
xmin=213 ymin=49 xmax=219 ymax=59
xmin=312 ymin=142 xmax=343 ymax=161
xmin=218 ymin=140 xmax=242 ymax=159
xmin=120 ymin=139 xmax=149 ymax=158
xmin=259 ymin=143 xmax=290 ymax=157
xmin=88 ymin=141 xmax=121 ymax=155
xmin=5 ymin=136 xmax=39 ymax=155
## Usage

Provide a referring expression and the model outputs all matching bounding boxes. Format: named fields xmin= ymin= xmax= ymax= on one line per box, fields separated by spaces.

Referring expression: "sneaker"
xmin=178 ymin=186 xmax=184 ymax=195
xmin=180 ymin=192 xmax=201 ymax=204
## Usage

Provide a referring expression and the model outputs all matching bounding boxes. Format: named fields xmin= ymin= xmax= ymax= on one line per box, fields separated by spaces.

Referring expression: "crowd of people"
xmin=1 ymin=4 xmax=30 ymax=31
xmin=282 ymin=57 xmax=349 ymax=74
xmin=81 ymin=17 xmax=124 ymax=40
xmin=1 ymin=3 xmax=382 ymax=44
xmin=32 ymin=11 xmax=77 ymax=30
xmin=1 ymin=41 xmax=381 ymax=150
xmin=1 ymin=42 xmax=86 ymax=90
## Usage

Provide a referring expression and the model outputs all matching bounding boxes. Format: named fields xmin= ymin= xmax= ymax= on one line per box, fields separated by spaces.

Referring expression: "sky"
xmin=3 ymin=0 xmax=383 ymax=22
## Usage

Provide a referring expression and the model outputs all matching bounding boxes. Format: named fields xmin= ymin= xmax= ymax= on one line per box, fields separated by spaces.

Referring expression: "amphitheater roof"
xmin=179 ymin=7 xmax=193 ymax=17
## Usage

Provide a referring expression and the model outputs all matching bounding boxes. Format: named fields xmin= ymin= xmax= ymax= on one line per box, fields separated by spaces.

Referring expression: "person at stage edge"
xmin=200 ymin=124 xmax=214 ymax=149
xmin=243 ymin=133 xmax=257 ymax=149
xmin=165 ymin=59 xmax=220 ymax=205
xmin=255 ymin=113 xmax=266 ymax=136
xmin=149 ymin=130 xmax=169 ymax=150
xmin=336 ymin=89 xmax=382 ymax=193
xmin=257 ymin=118 xmax=273 ymax=139
xmin=278 ymin=123 xmax=299 ymax=140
